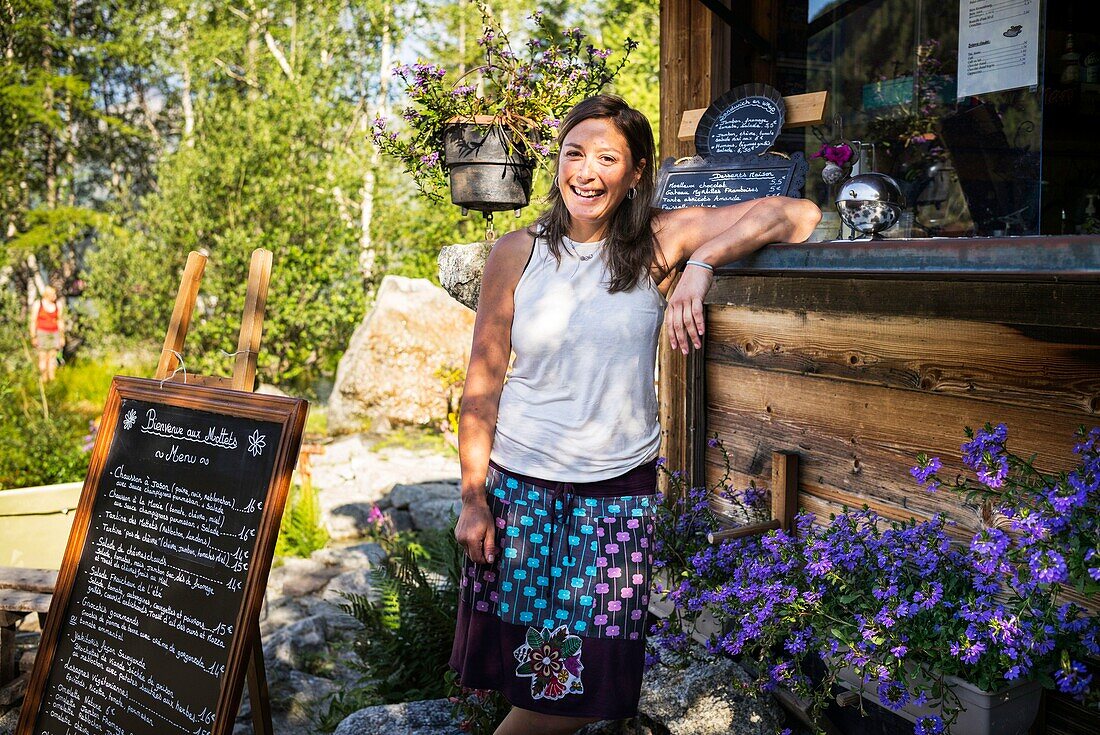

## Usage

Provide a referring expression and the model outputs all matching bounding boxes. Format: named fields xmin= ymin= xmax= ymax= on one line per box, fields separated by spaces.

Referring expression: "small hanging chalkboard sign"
xmin=655 ymin=152 xmax=809 ymax=210
xmin=694 ymin=83 xmax=785 ymax=156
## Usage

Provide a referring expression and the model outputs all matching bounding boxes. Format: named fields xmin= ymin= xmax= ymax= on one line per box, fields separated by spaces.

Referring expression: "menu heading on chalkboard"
xmin=655 ymin=152 xmax=808 ymax=210
xmin=19 ymin=377 xmax=307 ymax=735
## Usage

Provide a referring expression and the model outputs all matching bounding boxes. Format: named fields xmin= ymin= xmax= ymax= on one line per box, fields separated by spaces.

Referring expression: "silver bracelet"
xmin=685 ymin=259 xmax=714 ymax=273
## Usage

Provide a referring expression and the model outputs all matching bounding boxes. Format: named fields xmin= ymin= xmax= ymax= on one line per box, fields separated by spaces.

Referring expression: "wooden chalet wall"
xmin=700 ymin=240 xmax=1100 ymax=734
xmin=658 ymin=3 xmax=1099 ymax=731
xmin=702 ymin=251 xmax=1100 ymax=535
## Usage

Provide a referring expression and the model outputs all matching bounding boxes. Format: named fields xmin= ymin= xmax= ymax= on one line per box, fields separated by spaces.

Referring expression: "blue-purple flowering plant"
xmin=371 ymin=2 xmax=635 ymax=202
xmin=649 ymin=424 xmax=1099 ymax=735
xmin=647 ymin=434 xmax=770 ymax=667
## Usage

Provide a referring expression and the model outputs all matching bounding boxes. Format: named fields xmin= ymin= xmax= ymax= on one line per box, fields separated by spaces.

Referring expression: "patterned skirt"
xmin=449 ymin=460 xmax=657 ymax=719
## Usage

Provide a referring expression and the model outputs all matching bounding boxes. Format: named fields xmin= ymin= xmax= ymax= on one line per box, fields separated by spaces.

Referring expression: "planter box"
xmin=833 ymin=662 xmax=1042 ymax=735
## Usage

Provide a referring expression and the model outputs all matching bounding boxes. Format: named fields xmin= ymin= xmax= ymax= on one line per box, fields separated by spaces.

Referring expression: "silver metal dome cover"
xmin=834 ymin=172 xmax=906 ymax=208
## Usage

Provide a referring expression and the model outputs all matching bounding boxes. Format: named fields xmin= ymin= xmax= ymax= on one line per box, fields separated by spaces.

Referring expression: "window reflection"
xmin=777 ymin=0 xmax=1085 ymax=238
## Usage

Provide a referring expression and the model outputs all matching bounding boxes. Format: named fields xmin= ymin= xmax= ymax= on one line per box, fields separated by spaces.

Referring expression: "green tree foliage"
xmin=109 ymin=1 xmax=378 ymax=390
xmin=3 ymin=0 xmax=660 ymax=398
xmin=598 ymin=0 xmax=659 ymax=135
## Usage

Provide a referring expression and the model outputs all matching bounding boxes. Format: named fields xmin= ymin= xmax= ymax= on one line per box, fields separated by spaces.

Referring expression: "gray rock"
xmin=279 ymin=558 xmax=342 ymax=597
xmin=323 ymin=568 xmax=374 ymax=604
xmin=334 ymin=699 xmax=461 ymax=735
xmin=310 ymin=542 xmax=384 ymax=569
xmin=265 ymin=615 xmax=330 ymax=669
xmin=409 ymin=497 xmax=462 ymax=531
xmin=282 ymin=671 xmax=341 ymax=727
xmin=387 ymin=481 xmax=461 ymax=510
xmin=0 ymin=707 xmax=18 ymax=735
xmin=312 ymin=436 xmax=459 ymax=541
xmin=387 ymin=508 xmax=414 ymax=532
xmin=575 ymin=721 xmax=650 ymax=735
xmin=327 ymin=275 xmax=475 ymax=434
xmin=343 ymin=542 xmax=387 ymax=567
xmin=438 ymin=240 xmax=492 ymax=311
xmin=638 ymin=657 xmax=783 ymax=735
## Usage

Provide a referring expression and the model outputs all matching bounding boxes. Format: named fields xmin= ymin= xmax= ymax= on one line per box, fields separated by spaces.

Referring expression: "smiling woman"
xmin=449 ymin=94 xmax=820 ymax=735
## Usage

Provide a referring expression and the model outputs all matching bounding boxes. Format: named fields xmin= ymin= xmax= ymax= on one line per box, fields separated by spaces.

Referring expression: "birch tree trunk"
xmin=358 ymin=3 xmax=393 ymax=280
xmin=180 ymin=24 xmax=195 ymax=146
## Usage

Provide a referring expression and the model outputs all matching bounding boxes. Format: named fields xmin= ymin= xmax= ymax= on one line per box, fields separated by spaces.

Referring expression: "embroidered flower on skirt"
xmin=514 ymin=625 xmax=585 ymax=700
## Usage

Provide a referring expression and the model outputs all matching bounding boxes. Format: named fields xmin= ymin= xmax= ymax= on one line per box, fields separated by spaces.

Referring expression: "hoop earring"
xmin=627 ymin=187 xmax=637 ymax=200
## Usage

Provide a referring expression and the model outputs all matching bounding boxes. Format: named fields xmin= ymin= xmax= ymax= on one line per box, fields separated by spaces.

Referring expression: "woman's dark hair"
xmin=531 ymin=95 xmax=668 ymax=293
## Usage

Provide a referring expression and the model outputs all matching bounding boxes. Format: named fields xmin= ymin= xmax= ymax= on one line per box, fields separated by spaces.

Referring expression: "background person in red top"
xmin=29 ymin=286 xmax=65 ymax=383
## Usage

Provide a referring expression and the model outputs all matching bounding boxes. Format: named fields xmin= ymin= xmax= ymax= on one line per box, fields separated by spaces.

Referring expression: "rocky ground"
xmin=0 ymin=431 xmax=788 ymax=735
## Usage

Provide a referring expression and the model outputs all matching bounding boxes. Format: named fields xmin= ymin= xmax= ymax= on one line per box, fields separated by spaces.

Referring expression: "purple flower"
xmin=910 ymin=455 xmax=942 ymax=485
xmin=877 ymin=679 xmax=910 ymax=710
xmin=915 ymin=715 xmax=945 ymax=735
xmin=1054 ymin=660 xmax=1093 ymax=699
xmin=950 ymin=638 xmax=986 ymax=664
xmin=1028 ymin=548 xmax=1068 ymax=585
xmin=961 ymin=423 xmax=1010 ymax=488
xmin=367 ymin=504 xmax=385 ymax=525
xmin=1086 ymin=548 xmax=1100 ymax=582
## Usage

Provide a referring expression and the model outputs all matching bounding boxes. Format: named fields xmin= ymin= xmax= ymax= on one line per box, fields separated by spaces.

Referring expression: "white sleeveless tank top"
xmin=490 ymin=234 xmax=666 ymax=481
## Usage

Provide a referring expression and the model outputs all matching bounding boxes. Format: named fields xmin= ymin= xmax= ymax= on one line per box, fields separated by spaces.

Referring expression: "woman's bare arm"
xmin=454 ymin=229 xmax=534 ymax=564
xmin=654 ymin=197 xmax=821 ymax=353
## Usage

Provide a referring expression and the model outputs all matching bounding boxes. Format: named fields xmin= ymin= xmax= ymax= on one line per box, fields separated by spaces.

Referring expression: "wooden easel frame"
xmin=156 ymin=248 xmax=276 ymax=735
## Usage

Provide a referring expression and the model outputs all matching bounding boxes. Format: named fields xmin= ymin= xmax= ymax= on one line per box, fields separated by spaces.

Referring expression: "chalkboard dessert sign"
xmin=655 ymin=152 xmax=809 ymax=210
xmin=694 ymin=83 xmax=785 ymax=157
xmin=18 ymin=376 xmax=307 ymax=735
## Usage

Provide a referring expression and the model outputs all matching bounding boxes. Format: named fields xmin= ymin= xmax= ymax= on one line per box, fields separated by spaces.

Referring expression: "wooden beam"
xmin=156 ymin=251 xmax=207 ymax=380
xmin=707 ymin=520 xmax=780 ymax=544
xmin=231 ymin=249 xmax=273 ymax=392
xmin=771 ymin=451 xmax=799 ymax=533
xmin=678 ymin=90 xmax=829 ymax=141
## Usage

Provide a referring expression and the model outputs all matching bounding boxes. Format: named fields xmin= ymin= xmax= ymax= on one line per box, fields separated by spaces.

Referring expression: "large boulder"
xmin=328 ymin=276 xmax=475 ymax=434
xmin=438 ymin=240 xmax=492 ymax=311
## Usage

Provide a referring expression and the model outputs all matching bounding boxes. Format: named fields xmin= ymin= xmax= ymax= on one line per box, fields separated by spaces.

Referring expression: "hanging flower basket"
xmin=443 ymin=120 xmax=534 ymax=215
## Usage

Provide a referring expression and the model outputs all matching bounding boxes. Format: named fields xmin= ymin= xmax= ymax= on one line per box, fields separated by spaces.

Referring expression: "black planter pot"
xmin=443 ymin=123 xmax=534 ymax=214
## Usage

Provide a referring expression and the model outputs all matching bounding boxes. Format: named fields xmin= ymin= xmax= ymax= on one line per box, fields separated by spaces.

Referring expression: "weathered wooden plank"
xmin=660 ymin=0 xmax=713 ymax=162
xmin=707 ymin=276 xmax=1100 ymax=329
xmin=705 ymin=363 xmax=1091 ymax=523
xmin=0 ymin=590 xmax=53 ymax=615
xmin=658 ymin=275 xmax=694 ymax=491
xmin=706 ymin=307 xmax=1100 ymax=416
xmin=703 ymin=447 xmax=962 ymax=532
xmin=709 ymin=237 xmax=1100 ymax=279
xmin=677 ymin=91 xmax=829 ymax=140
xmin=0 ymin=568 xmax=57 ymax=594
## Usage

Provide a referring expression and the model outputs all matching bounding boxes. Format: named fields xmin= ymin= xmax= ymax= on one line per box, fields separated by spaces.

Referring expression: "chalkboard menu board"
xmin=18 ymin=377 xmax=307 ymax=735
xmin=655 ymin=152 xmax=809 ymax=210
xmin=694 ymin=83 xmax=785 ymax=156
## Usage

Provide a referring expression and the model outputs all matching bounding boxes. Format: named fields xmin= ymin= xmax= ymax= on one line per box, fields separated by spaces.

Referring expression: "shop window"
xmin=773 ymin=0 xmax=1098 ymax=237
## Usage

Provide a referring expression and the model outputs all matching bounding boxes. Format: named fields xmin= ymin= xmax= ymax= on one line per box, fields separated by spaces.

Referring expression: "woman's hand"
xmin=664 ymin=264 xmax=714 ymax=354
xmin=454 ymin=498 xmax=498 ymax=564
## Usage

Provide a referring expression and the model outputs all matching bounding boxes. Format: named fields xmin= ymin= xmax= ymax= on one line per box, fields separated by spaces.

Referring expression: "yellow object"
xmin=0 ymin=482 xmax=81 ymax=569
